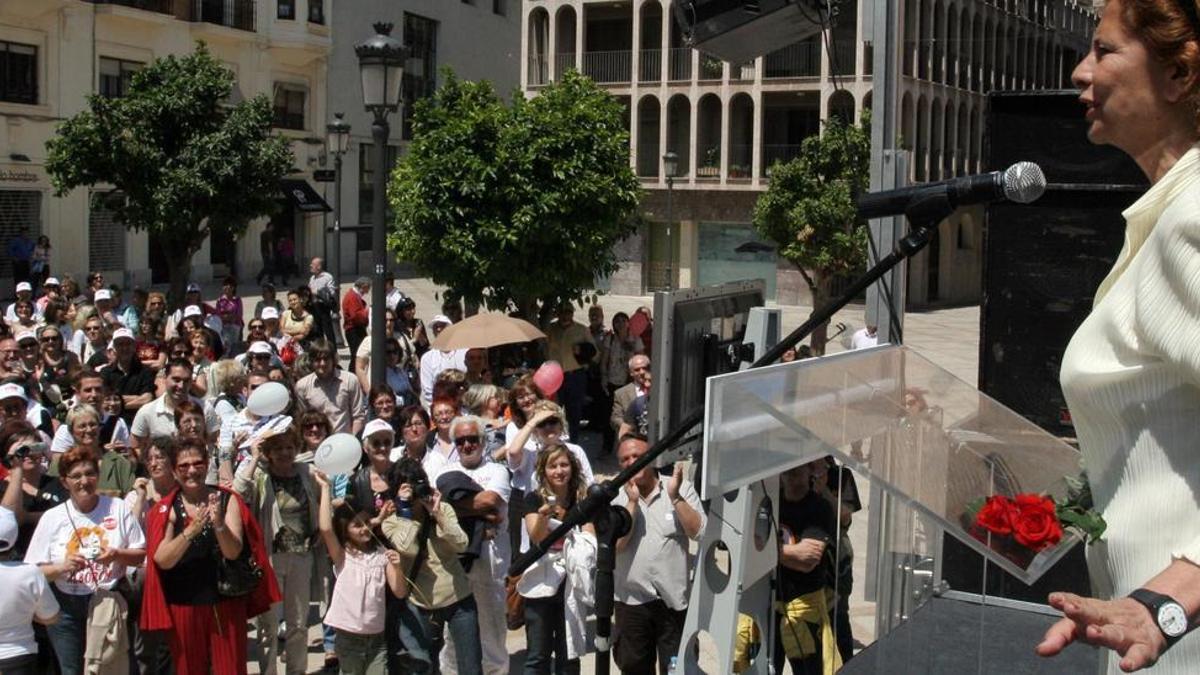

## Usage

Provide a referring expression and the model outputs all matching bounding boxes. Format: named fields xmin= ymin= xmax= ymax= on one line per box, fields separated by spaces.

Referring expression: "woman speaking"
xmin=1039 ymin=0 xmax=1200 ymax=671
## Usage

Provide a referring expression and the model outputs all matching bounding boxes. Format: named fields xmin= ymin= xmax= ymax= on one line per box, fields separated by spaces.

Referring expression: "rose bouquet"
xmin=965 ymin=472 xmax=1105 ymax=567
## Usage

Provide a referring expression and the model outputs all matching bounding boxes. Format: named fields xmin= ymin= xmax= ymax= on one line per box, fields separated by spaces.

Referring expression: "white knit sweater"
xmin=1061 ymin=145 xmax=1200 ymax=673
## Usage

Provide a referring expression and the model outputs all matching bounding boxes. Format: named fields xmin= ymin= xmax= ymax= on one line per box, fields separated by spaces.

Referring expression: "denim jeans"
xmin=46 ymin=588 xmax=91 ymax=675
xmin=334 ymin=630 xmax=387 ymax=675
xmin=391 ymin=595 xmax=432 ymax=673
xmin=523 ymin=587 xmax=579 ymax=675
xmin=415 ymin=596 xmax=483 ymax=675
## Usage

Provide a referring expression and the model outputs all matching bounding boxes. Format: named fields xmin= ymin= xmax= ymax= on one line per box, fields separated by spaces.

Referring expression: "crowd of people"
xmin=0 ymin=259 xmax=860 ymax=675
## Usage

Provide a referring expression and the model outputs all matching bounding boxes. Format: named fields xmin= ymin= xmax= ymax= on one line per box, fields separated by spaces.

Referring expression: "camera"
xmin=411 ymin=477 xmax=433 ymax=501
xmin=3 ymin=442 xmax=45 ymax=469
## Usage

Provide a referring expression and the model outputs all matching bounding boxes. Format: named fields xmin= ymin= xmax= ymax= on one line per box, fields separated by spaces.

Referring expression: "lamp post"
xmin=355 ymin=22 xmax=406 ymax=390
xmin=325 ymin=112 xmax=351 ymax=300
xmin=662 ymin=151 xmax=678 ymax=290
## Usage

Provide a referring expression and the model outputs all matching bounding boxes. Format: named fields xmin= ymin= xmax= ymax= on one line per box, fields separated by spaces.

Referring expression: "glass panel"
xmin=704 ymin=344 xmax=1085 ymax=584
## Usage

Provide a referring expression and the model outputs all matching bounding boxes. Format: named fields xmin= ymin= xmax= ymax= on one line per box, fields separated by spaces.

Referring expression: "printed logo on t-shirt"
xmin=102 ymin=516 xmax=118 ymax=530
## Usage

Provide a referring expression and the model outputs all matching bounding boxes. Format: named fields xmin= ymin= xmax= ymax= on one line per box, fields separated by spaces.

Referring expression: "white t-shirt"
xmin=51 ymin=414 xmax=130 ymax=454
xmin=0 ymin=562 xmax=59 ymax=659
xmin=418 ymin=349 xmax=467 ymax=407
xmin=850 ymin=328 xmax=879 ymax=350
xmin=440 ymin=460 xmax=513 ymax=578
xmin=24 ymin=496 xmax=146 ymax=595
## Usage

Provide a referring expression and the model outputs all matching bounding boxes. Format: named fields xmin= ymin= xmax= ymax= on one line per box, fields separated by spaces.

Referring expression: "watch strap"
xmin=1129 ymin=588 xmax=1186 ymax=644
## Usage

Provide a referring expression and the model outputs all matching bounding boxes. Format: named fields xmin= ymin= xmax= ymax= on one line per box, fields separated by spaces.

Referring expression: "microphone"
xmin=856 ymin=161 xmax=1046 ymax=220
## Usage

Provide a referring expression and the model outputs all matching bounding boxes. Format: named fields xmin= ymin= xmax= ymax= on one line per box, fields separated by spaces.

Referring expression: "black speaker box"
xmin=941 ymin=91 xmax=1146 ymax=601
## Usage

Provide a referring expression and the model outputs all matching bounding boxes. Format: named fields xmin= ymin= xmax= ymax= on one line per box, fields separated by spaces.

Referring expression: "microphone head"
xmin=1002 ymin=162 xmax=1046 ymax=204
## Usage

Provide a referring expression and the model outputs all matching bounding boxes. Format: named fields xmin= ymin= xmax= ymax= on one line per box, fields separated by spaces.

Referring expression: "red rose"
xmin=975 ymin=495 xmax=1015 ymax=535
xmin=1010 ymin=494 xmax=1063 ymax=551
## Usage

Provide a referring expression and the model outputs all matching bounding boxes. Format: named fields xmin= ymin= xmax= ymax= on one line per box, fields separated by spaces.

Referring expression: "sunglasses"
xmin=454 ymin=435 xmax=481 ymax=446
xmin=249 ymin=324 xmax=265 ymax=330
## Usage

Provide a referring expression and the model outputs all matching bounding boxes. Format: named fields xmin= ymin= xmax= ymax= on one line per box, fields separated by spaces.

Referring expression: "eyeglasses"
xmin=175 ymin=461 xmax=206 ymax=471
xmin=454 ymin=435 xmax=481 ymax=446
xmin=19 ymin=343 xmax=37 ymax=350
xmin=65 ymin=470 xmax=98 ymax=481
xmin=39 ymin=335 xmax=61 ymax=342
xmin=248 ymin=324 xmax=264 ymax=330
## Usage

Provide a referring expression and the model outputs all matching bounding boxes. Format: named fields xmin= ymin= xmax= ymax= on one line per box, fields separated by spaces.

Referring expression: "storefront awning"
xmin=278 ymin=179 xmax=332 ymax=213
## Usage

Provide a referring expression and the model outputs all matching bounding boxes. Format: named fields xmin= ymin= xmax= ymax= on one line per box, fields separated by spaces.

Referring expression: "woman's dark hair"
xmin=173 ymin=398 xmax=206 ymax=426
xmin=59 ymin=446 xmax=100 ymax=478
xmin=222 ymin=276 xmax=237 ymax=288
xmin=165 ymin=437 xmax=209 ymax=467
xmin=431 ymin=380 xmax=465 ymax=403
xmin=298 ymin=410 xmax=334 ymax=442
xmin=165 ymin=336 xmax=191 ymax=358
xmin=369 ymin=383 xmax=396 ymax=408
xmin=506 ymin=374 xmax=546 ymax=427
xmin=332 ymin=506 xmax=380 ymax=552
xmin=307 ymin=338 xmax=336 ymax=362
xmin=43 ymin=300 xmax=69 ymax=326
xmin=387 ymin=456 xmax=430 ymax=495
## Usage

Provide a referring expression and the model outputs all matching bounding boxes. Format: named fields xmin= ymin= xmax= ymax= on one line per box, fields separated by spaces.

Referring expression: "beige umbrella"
xmin=430 ymin=313 xmax=546 ymax=351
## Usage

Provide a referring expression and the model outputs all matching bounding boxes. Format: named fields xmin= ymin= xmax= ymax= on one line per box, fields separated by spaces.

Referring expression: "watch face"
xmin=1158 ymin=603 xmax=1189 ymax=638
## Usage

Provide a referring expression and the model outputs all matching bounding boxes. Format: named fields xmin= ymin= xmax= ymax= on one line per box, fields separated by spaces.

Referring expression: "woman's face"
xmin=1072 ymin=0 xmax=1192 ymax=153
xmin=265 ymin=438 xmax=298 ymax=474
xmin=485 ymin=396 xmax=503 ymax=419
xmin=71 ymin=414 xmax=101 ymax=448
xmin=516 ymin=390 xmax=539 ymax=414
xmin=534 ymin=417 xmax=563 ymax=445
xmin=64 ymin=303 xmax=77 ymax=323
xmin=288 ymin=293 xmax=302 ymax=311
xmin=402 ymin=413 xmax=429 ymax=448
xmin=364 ymin=433 xmax=393 ymax=463
xmin=544 ymin=453 xmax=573 ymax=491
xmin=302 ymin=420 xmax=328 ymax=450
xmin=223 ymin=283 xmax=235 ymax=297
xmin=147 ymin=446 xmax=172 ymax=481
xmin=61 ymin=461 xmax=99 ymax=502
xmin=7 ymin=434 xmax=43 ymax=474
xmin=190 ymin=333 xmax=208 ymax=357
xmin=39 ymin=331 xmax=62 ymax=356
xmin=431 ymin=403 xmax=455 ymax=435
xmin=172 ymin=448 xmax=208 ymax=490
xmin=16 ymin=303 xmax=32 ymax=320
xmin=178 ymin=412 xmax=205 ymax=438
xmin=373 ymin=394 xmax=395 ymax=419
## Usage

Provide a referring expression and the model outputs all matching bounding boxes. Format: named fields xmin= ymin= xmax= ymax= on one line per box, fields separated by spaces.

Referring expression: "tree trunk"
xmin=808 ymin=275 xmax=834 ymax=356
xmin=164 ymin=240 xmax=195 ymax=312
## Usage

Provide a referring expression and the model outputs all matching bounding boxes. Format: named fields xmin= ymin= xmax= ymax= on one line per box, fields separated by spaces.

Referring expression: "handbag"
xmin=505 ymin=574 xmax=526 ymax=630
xmin=214 ymin=492 xmax=264 ymax=598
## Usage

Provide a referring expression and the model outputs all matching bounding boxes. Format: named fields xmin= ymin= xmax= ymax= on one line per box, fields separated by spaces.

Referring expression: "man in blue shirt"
xmin=6 ymin=227 xmax=34 ymax=286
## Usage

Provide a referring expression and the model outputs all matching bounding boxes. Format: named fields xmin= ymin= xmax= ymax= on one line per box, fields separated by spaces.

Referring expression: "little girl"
xmin=314 ymin=470 xmax=407 ymax=675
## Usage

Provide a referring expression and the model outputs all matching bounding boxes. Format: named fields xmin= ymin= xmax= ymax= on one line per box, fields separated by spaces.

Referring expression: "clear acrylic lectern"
xmin=678 ymin=344 xmax=1099 ymax=674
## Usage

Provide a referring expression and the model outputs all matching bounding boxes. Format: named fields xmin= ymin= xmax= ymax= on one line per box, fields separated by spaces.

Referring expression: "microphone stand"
xmin=509 ymin=193 xmax=956 ymax=674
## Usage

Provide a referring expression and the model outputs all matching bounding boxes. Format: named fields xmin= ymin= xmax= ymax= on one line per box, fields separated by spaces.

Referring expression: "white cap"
xmin=430 ymin=314 xmax=452 ymax=327
xmin=0 ymin=383 xmax=27 ymax=402
xmin=14 ymin=330 xmax=36 ymax=344
xmin=94 ymin=289 xmax=112 ymax=301
xmin=238 ymin=414 xmax=293 ymax=450
xmin=0 ymin=506 xmax=17 ymax=553
xmin=183 ymin=305 xmax=202 ymax=318
xmin=43 ymin=277 xmax=60 ymax=287
xmin=362 ymin=419 xmax=395 ymax=440
xmin=111 ymin=327 xmax=135 ymax=342
xmin=186 ymin=282 xmax=202 ymax=294
xmin=261 ymin=307 xmax=280 ymax=321
xmin=248 ymin=341 xmax=273 ymax=355
xmin=15 ymin=282 xmax=31 ymax=293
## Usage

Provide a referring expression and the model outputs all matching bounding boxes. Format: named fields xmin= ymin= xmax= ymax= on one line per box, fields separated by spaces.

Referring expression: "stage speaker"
xmin=942 ymin=91 xmax=1146 ymax=601
xmin=673 ymin=0 xmax=826 ymax=64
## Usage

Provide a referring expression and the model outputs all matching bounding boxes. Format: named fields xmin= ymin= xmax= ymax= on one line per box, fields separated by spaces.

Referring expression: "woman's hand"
xmin=208 ymin=491 xmax=225 ymax=528
xmin=185 ymin=504 xmax=211 ymax=539
xmin=526 ymin=409 xmax=556 ymax=429
xmin=312 ymin=469 xmax=330 ymax=489
xmin=371 ymin=499 xmax=396 ymax=528
xmin=1037 ymin=592 xmax=1167 ymax=671
xmin=58 ymin=554 xmax=86 ymax=577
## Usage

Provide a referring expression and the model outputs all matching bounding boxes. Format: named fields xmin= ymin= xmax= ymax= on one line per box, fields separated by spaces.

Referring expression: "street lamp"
xmin=662 ymin=151 xmax=678 ymax=290
xmin=325 ymin=112 xmax=351 ymax=302
xmin=355 ymin=22 xmax=406 ymax=390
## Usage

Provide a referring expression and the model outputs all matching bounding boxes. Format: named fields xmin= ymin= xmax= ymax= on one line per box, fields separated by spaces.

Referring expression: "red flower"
xmin=1010 ymin=494 xmax=1063 ymax=551
xmin=975 ymin=495 xmax=1015 ymax=535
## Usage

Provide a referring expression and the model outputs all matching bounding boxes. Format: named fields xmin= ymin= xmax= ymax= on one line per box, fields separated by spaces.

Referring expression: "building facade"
xmin=522 ymin=0 xmax=1094 ymax=306
xmin=325 ymin=0 xmax=520 ymax=279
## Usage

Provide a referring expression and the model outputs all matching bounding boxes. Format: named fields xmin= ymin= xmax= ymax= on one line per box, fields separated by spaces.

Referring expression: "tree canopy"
xmin=753 ymin=112 xmax=871 ymax=353
xmin=46 ymin=43 xmax=293 ymax=306
xmin=388 ymin=69 xmax=642 ymax=318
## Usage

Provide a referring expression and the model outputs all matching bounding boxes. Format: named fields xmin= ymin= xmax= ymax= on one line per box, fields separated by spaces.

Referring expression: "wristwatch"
xmin=1128 ymin=589 xmax=1190 ymax=644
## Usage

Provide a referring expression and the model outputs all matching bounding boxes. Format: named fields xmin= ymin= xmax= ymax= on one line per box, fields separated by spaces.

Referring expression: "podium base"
xmin=841 ymin=593 xmax=1099 ymax=674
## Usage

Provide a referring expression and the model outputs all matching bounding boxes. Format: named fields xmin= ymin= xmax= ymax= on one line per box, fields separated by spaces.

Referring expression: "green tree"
xmin=753 ymin=112 xmax=871 ymax=354
xmin=46 ymin=43 xmax=293 ymax=307
xmin=388 ymin=69 xmax=642 ymax=319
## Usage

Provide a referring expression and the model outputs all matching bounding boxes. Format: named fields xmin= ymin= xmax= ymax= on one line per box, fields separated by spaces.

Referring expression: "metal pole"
xmin=665 ymin=176 xmax=673 ymax=290
xmin=333 ymin=152 xmax=342 ymax=297
xmin=369 ymin=113 xmax=389 ymax=390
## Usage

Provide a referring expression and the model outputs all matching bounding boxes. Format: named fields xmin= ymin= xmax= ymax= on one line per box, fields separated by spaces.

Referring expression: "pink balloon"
xmin=533 ymin=361 xmax=565 ymax=397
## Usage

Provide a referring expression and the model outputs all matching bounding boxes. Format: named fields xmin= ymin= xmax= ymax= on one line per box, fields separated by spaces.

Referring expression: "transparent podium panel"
xmin=703 ymin=344 xmax=1085 ymax=585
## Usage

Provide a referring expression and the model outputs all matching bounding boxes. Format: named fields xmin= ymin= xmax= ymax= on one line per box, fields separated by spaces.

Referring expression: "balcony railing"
xmin=582 ymin=50 xmax=631 ymax=84
xmin=830 ymin=40 xmax=856 ymax=76
xmin=764 ymin=41 xmax=820 ymax=78
xmin=698 ymin=53 xmax=723 ymax=81
xmin=731 ymin=61 xmax=755 ymax=81
xmin=639 ymin=50 xmax=662 ymax=81
xmin=192 ymin=0 xmax=256 ymax=32
xmin=728 ymin=144 xmax=753 ymax=179
xmin=90 ymin=0 xmax=174 ymax=14
xmin=528 ymin=56 xmax=549 ymax=85
xmin=667 ymin=48 xmax=692 ymax=81
xmin=554 ymin=53 xmax=575 ymax=78
xmin=762 ymin=144 xmax=802 ymax=175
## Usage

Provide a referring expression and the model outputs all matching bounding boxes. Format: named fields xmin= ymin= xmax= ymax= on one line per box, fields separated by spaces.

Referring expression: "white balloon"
xmin=314 ymin=433 xmax=362 ymax=475
xmin=247 ymin=382 xmax=290 ymax=417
